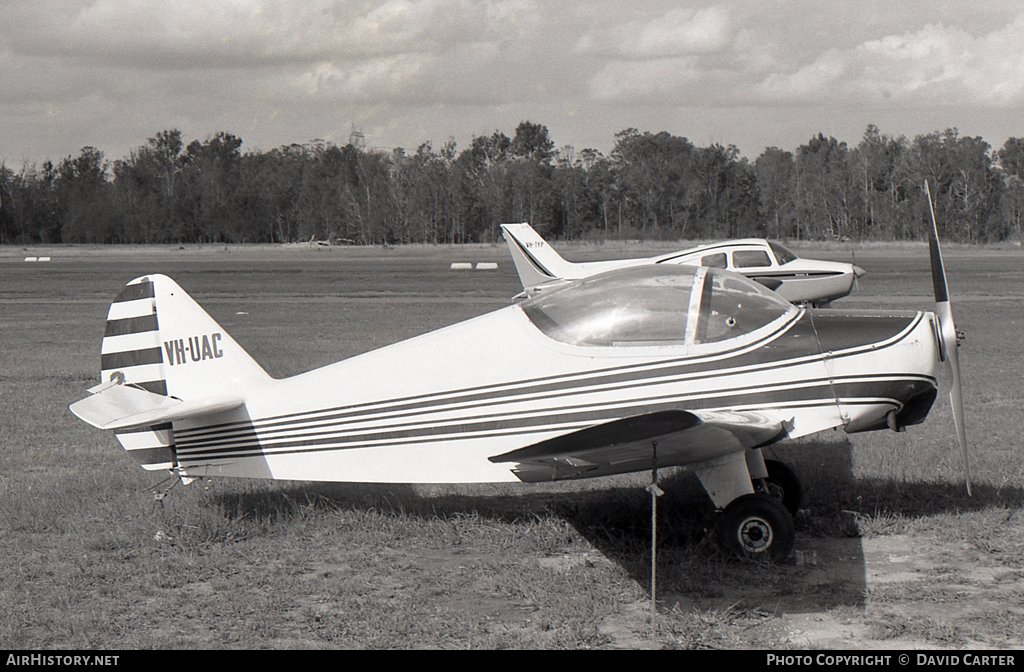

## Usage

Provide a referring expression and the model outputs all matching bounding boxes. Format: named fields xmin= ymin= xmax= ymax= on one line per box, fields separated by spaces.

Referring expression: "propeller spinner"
xmin=924 ymin=181 xmax=971 ymax=495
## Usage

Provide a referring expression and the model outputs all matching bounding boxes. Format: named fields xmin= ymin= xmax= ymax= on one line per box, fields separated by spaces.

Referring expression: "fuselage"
xmin=529 ymin=239 xmax=864 ymax=306
xmin=169 ymin=273 xmax=939 ymax=484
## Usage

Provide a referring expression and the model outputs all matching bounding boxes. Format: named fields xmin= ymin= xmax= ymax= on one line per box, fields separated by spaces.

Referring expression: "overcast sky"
xmin=3 ymin=0 xmax=1023 ymax=167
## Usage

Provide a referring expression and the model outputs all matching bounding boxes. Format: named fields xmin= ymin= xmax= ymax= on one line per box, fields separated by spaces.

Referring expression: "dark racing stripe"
xmin=101 ymin=347 xmax=164 ymax=370
xmin=174 ymin=375 xmax=935 ymax=460
xmin=745 ymin=271 xmax=843 ymax=278
xmin=176 ymin=368 xmax=927 ymax=447
xmin=114 ymin=280 xmax=155 ymax=303
xmin=104 ymin=313 xmax=159 ymax=337
xmin=174 ymin=399 xmax=900 ymax=465
xmin=123 ymin=446 xmax=175 ymax=466
xmin=135 ymin=380 xmax=168 ymax=396
xmin=508 ymin=232 xmax=555 ymax=278
xmin=115 ymin=422 xmax=172 ymax=435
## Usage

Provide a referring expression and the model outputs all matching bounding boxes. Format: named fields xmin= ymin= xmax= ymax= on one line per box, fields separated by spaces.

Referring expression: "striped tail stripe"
xmin=114 ymin=423 xmax=175 ymax=471
xmin=101 ymin=278 xmax=176 ymax=469
xmin=100 ymin=278 xmax=167 ymax=396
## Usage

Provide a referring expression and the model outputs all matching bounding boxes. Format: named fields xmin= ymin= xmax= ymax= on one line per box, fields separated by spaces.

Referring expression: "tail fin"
xmin=72 ymin=274 xmax=270 ymax=471
xmin=500 ymin=223 xmax=580 ymax=290
xmin=99 ymin=274 xmax=269 ymax=398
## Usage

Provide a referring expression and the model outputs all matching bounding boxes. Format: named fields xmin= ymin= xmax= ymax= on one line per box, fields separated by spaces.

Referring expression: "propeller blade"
xmin=924 ymin=181 xmax=971 ymax=495
xmin=851 ymin=247 xmax=865 ymax=292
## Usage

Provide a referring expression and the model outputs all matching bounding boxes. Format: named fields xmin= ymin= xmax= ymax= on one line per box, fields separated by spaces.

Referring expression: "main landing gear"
xmin=716 ymin=493 xmax=794 ymax=562
xmin=694 ymin=449 xmax=802 ymax=562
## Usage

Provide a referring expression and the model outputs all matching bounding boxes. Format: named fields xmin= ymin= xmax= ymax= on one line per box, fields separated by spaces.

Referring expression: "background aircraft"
xmin=501 ymin=223 xmax=866 ymax=307
xmin=69 ymin=198 xmax=964 ymax=563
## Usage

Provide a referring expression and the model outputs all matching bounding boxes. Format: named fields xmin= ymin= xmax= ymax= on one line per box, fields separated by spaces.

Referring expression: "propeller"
xmin=851 ymin=246 xmax=865 ymax=293
xmin=924 ymin=181 xmax=971 ymax=495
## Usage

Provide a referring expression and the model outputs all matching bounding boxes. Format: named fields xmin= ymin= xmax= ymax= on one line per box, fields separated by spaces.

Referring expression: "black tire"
xmin=759 ymin=459 xmax=802 ymax=516
xmin=716 ymin=494 xmax=795 ymax=562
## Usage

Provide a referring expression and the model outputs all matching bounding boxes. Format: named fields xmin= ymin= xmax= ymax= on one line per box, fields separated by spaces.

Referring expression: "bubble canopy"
xmin=520 ymin=265 xmax=798 ymax=348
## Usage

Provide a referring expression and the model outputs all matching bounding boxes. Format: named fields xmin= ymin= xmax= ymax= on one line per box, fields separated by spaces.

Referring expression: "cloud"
xmin=578 ymin=3 xmax=742 ymax=101
xmin=577 ymin=4 xmax=734 ymax=58
xmin=627 ymin=5 xmax=734 ymax=57
xmin=756 ymin=17 xmax=1024 ymax=106
xmin=5 ymin=0 xmax=543 ymax=67
xmin=4 ymin=1 xmax=1024 ymax=165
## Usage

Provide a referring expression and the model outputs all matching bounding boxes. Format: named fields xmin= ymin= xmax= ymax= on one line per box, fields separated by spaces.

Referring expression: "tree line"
xmin=3 ymin=122 xmax=1024 ymax=246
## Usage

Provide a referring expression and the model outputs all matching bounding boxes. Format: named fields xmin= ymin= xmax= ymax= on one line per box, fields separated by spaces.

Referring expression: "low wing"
xmin=488 ymin=409 xmax=785 ymax=483
xmin=69 ymin=381 xmax=244 ymax=431
xmin=748 ymin=276 xmax=784 ymax=291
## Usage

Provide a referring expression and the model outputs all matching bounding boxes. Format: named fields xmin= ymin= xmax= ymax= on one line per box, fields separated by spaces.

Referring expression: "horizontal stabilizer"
xmin=70 ymin=383 xmax=244 ymax=431
xmin=489 ymin=409 xmax=785 ymax=482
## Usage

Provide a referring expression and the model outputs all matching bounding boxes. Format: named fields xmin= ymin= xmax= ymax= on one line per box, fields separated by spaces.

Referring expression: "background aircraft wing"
xmin=488 ymin=409 xmax=785 ymax=483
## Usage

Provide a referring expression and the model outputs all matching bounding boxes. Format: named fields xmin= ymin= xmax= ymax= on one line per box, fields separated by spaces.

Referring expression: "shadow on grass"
xmin=205 ymin=434 xmax=1022 ymax=616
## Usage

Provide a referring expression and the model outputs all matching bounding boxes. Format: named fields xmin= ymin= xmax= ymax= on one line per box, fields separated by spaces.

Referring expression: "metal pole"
xmin=648 ymin=440 xmax=662 ymax=625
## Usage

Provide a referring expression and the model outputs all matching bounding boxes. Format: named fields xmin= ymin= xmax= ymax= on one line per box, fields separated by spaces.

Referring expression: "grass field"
xmin=1 ymin=240 xmax=1023 ymax=649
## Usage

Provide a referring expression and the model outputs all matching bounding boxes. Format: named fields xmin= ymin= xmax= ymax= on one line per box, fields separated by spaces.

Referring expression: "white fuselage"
xmin=170 ymin=304 xmax=940 ymax=484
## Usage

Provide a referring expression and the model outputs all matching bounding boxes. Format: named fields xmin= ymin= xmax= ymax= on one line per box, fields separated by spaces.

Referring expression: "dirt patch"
xmin=633 ymin=530 xmax=1024 ymax=649
xmin=781 ymin=533 xmax=1024 ymax=649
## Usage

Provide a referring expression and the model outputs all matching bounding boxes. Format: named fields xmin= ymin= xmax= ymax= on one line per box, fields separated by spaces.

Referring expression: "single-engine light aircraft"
xmin=70 ymin=189 xmax=966 ymax=562
xmin=501 ymin=223 xmax=866 ymax=307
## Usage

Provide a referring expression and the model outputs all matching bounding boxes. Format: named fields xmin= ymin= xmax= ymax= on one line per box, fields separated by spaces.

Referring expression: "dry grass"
xmin=1 ymin=242 xmax=1022 ymax=649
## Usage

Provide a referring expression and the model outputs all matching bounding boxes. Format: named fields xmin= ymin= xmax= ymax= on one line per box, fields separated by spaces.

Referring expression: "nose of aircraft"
xmin=853 ymin=265 xmax=866 ymax=278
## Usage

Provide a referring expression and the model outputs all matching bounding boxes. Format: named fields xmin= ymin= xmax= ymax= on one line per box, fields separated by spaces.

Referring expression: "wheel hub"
xmin=738 ymin=516 xmax=773 ymax=552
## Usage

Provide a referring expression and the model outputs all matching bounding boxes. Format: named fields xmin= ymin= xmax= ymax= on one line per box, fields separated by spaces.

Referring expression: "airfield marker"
xmin=450 ymin=262 xmax=473 ymax=270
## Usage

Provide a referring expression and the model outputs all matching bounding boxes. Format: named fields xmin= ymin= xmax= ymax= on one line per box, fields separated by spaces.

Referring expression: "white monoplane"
xmin=71 ymin=192 xmax=965 ymax=562
xmin=501 ymin=223 xmax=866 ymax=306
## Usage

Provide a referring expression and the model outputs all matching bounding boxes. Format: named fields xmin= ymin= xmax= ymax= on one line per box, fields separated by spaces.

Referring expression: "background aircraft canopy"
xmin=767 ymin=241 xmax=798 ymax=265
xmin=521 ymin=265 xmax=796 ymax=348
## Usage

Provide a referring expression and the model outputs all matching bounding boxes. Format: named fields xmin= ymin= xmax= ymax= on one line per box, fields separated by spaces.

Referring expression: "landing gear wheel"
xmin=758 ymin=459 xmax=802 ymax=516
xmin=717 ymin=494 xmax=795 ymax=562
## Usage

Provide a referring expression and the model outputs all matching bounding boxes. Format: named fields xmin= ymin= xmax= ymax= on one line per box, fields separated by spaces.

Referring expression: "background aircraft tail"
xmin=500 ymin=223 xmax=580 ymax=289
xmin=74 ymin=274 xmax=271 ymax=471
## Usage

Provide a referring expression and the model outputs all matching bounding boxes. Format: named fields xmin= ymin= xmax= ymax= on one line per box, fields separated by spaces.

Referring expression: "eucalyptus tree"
xmin=0 ymin=161 xmax=55 ymax=244
xmin=851 ymin=125 xmax=912 ymax=240
xmin=179 ymin=132 xmax=244 ymax=242
xmin=457 ymin=130 xmax=512 ymax=242
xmin=610 ymin=129 xmax=694 ymax=236
xmin=755 ymin=147 xmax=796 ymax=240
xmin=792 ymin=134 xmax=859 ymax=240
xmin=508 ymin=121 xmax=556 ymax=235
xmin=911 ymin=129 xmax=1002 ymax=242
xmin=56 ymin=147 xmax=117 ymax=242
xmin=997 ymin=137 xmax=1024 ymax=243
xmin=551 ymin=145 xmax=589 ymax=239
xmin=683 ymin=143 xmax=759 ymax=240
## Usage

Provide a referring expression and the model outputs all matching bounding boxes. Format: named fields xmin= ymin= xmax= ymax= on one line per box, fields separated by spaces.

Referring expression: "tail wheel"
xmin=759 ymin=459 xmax=802 ymax=516
xmin=717 ymin=494 xmax=794 ymax=562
